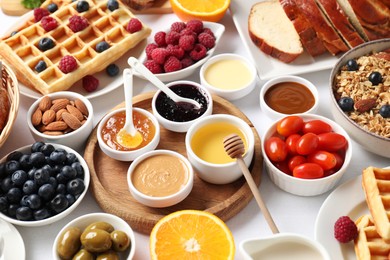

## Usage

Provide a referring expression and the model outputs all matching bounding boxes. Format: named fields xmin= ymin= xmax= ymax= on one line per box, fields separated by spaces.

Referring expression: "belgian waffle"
xmin=0 ymin=0 xmax=151 ymax=95
xmin=354 ymin=214 xmax=390 ymax=259
xmin=362 ymin=167 xmax=390 ymax=241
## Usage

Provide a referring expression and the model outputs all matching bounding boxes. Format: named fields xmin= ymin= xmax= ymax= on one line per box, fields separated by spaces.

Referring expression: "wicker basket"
xmin=0 ymin=61 xmax=19 ymax=148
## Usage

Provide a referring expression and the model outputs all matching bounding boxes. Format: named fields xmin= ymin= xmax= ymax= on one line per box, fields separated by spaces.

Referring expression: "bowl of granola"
xmin=330 ymin=38 xmax=390 ymax=158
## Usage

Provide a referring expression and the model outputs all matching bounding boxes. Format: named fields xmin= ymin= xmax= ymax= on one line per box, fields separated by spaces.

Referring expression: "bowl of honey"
xmin=185 ymin=114 xmax=255 ymax=184
xmin=260 ymin=75 xmax=319 ymax=121
xmin=97 ymin=107 xmax=160 ymax=161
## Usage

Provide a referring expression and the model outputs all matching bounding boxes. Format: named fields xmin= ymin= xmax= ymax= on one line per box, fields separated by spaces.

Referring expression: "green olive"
xmin=96 ymin=250 xmax=119 ymax=260
xmin=57 ymin=227 xmax=82 ymax=260
xmin=84 ymin=222 xmax=114 ymax=233
xmin=72 ymin=249 xmax=95 ymax=260
xmin=110 ymin=230 xmax=131 ymax=252
xmin=81 ymin=229 xmax=112 ymax=253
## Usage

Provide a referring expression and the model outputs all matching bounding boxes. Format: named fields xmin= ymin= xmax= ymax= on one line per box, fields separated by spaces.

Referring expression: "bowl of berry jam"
xmin=152 ymin=80 xmax=213 ymax=133
xmin=0 ymin=142 xmax=90 ymax=226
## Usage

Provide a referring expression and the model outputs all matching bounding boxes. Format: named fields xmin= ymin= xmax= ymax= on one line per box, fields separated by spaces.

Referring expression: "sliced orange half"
xmin=150 ymin=210 xmax=235 ymax=259
xmin=169 ymin=0 xmax=230 ymax=22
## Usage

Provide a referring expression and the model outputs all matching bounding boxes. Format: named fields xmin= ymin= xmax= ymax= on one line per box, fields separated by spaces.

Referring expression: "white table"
xmin=0 ymin=7 xmax=389 ymax=260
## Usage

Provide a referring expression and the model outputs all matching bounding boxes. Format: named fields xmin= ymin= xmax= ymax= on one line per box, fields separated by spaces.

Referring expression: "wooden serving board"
xmin=84 ymin=92 xmax=263 ymax=234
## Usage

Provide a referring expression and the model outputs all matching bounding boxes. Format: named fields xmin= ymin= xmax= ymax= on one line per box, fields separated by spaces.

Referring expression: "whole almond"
xmin=31 ymin=108 xmax=42 ymax=126
xmin=66 ymin=105 xmax=84 ymax=121
xmin=45 ymin=121 xmax=68 ymax=131
xmin=74 ymin=99 xmax=89 ymax=116
xmin=354 ymin=98 xmax=377 ymax=113
xmin=62 ymin=112 xmax=82 ymax=130
xmin=42 ymin=109 xmax=56 ymax=125
xmin=56 ymin=108 xmax=67 ymax=121
xmin=39 ymin=96 xmax=52 ymax=112
xmin=50 ymin=99 xmax=69 ymax=112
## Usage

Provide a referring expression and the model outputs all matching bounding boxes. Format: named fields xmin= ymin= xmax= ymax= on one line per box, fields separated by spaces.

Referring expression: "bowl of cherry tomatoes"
xmin=262 ymin=114 xmax=352 ymax=196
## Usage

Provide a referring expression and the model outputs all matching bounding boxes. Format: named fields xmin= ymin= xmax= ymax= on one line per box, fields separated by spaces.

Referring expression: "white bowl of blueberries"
xmin=0 ymin=142 xmax=90 ymax=226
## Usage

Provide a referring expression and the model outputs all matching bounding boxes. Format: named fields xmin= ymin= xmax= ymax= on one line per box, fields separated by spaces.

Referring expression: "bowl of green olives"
xmin=0 ymin=142 xmax=90 ymax=226
xmin=53 ymin=212 xmax=135 ymax=260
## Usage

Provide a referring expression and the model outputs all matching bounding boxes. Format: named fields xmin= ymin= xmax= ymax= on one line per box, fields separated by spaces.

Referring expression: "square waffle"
xmin=354 ymin=214 xmax=390 ymax=259
xmin=0 ymin=0 xmax=151 ymax=95
xmin=362 ymin=166 xmax=390 ymax=241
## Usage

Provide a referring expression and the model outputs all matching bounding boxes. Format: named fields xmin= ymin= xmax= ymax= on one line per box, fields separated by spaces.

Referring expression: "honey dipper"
xmin=223 ymin=134 xmax=279 ymax=234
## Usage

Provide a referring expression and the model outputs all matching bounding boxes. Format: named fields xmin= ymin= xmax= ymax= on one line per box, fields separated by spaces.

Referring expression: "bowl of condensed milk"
xmin=200 ymin=53 xmax=257 ymax=101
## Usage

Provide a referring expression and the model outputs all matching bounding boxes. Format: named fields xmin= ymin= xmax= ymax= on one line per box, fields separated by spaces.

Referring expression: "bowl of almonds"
xmin=27 ymin=91 xmax=94 ymax=151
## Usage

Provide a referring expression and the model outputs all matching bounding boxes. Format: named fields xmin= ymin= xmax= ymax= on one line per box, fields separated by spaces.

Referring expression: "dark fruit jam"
xmin=155 ymin=84 xmax=209 ymax=122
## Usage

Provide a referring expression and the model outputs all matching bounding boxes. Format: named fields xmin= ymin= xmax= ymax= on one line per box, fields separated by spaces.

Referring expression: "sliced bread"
xmin=280 ymin=0 xmax=327 ymax=56
xmin=316 ymin=0 xmax=365 ymax=48
xmin=294 ymin=0 xmax=349 ymax=55
xmin=248 ymin=0 xmax=303 ymax=63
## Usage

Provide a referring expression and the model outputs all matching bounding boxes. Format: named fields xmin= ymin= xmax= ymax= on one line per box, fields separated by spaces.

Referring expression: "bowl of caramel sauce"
xmin=260 ymin=75 xmax=319 ymax=120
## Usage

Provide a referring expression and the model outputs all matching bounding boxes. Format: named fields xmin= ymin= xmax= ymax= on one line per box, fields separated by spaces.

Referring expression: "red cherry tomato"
xmin=318 ymin=132 xmax=347 ymax=152
xmin=293 ymin=163 xmax=324 ymax=179
xmin=285 ymin=134 xmax=301 ymax=155
xmin=332 ymin=152 xmax=344 ymax=170
xmin=296 ymin=133 xmax=319 ymax=155
xmin=307 ymin=151 xmax=337 ymax=170
xmin=265 ymin=137 xmax=288 ymax=162
xmin=288 ymin=155 xmax=306 ymax=172
xmin=276 ymin=116 xmax=304 ymax=137
xmin=302 ymin=120 xmax=332 ymax=135
xmin=274 ymin=160 xmax=291 ymax=175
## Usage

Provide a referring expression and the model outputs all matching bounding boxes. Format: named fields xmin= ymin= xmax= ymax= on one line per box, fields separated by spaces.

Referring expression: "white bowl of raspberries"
xmin=135 ymin=20 xmax=225 ymax=82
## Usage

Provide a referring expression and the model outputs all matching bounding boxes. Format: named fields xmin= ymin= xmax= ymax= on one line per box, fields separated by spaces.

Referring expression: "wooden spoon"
xmin=223 ymin=134 xmax=279 ymax=234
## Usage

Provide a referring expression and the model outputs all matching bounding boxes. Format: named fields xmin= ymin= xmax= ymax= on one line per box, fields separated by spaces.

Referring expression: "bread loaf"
xmin=0 ymin=86 xmax=9 ymax=132
xmin=248 ymin=1 xmax=303 ymax=63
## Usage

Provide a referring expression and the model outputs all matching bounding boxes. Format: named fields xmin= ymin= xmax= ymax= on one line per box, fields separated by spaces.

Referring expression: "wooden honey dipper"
xmin=223 ymin=134 xmax=279 ymax=234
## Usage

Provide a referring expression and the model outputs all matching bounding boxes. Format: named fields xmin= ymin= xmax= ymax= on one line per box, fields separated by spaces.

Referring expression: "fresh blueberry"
xmin=33 ymin=208 xmax=51 ymax=220
xmin=31 ymin=141 xmax=45 ymax=153
xmin=379 ymin=104 xmax=390 ymax=118
xmin=5 ymin=160 xmax=20 ymax=175
xmin=66 ymin=153 xmax=78 ymax=165
xmin=10 ymin=31 xmax=17 ymax=37
xmin=26 ymin=194 xmax=42 ymax=210
xmin=338 ymin=97 xmax=354 ymax=112
xmin=40 ymin=143 xmax=55 ymax=156
xmin=48 ymin=177 xmax=57 ymax=189
xmin=38 ymin=37 xmax=55 ymax=51
xmin=27 ymin=168 xmax=36 ymax=180
xmin=368 ymin=71 xmax=383 ymax=85
xmin=50 ymin=194 xmax=69 ymax=213
xmin=35 ymin=60 xmax=47 ymax=72
xmin=0 ymin=163 xmax=6 ymax=179
xmin=7 ymin=187 xmax=23 ymax=204
xmin=11 ymin=170 xmax=28 ymax=187
xmin=56 ymin=173 xmax=68 ymax=184
xmin=61 ymin=165 xmax=77 ymax=180
xmin=1 ymin=177 xmax=13 ymax=193
xmin=346 ymin=59 xmax=358 ymax=71
xmin=56 ymin=183 xmax=66 ymax=195
xmin=16 ymin=206 xmax=33 ymax=221
xmin=19 ymin=154 xmax=32 ymax=171
xmin=72 ymin=162 xmax=84 ymax=179
xmin=23 ymin=180 xmax=37 ymax=195
xmin=106 ymin=64 xmax=119 ymax=77
xmin=76 ymin=1 xmax=89 ymax=12
xmin=66 ymin=194 xmax=76 ymax=205
xmin=38 ymin=183 xmax=55 ymax=201
xmin=41 ymin=164 xmax=54 ymax=177
xmin=0 ymin=196 xmax=8 ymax=211
xmin=66 ymin=178 xmax=85 ymax=196
xmin=20 ymin=195 xmax=29 ymax=207
xmin=7 ymin=151 xmax=23 ymax=162
xmin=47 ymin=3 xmax=58 ymax=13
xmin=107 ymin=0 xmax=119 ymax=11
xmin=34 ymin=168 xmax=51 ymax=186
xmin=96 ymin=41 xmax=110 ymax=53
xmin=7 ymin=204 xmax=18 ymax=218
xmin=50 ymin=150 xmax=67 ymax=165
xmin=30 ymin=152 xmax=46 ymax=168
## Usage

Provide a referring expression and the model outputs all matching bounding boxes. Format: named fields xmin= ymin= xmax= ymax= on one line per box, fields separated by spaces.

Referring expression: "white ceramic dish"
xmin=315 ymin=174 xmax=368 ymax=260
xmin=0 ymin=218 xmax=25 ymax=260
xmin=4 ymin=11 xmax=146 ymax=100
xmin=136 ymin=21 xmax=225 ymax=82
xmin=52 ymin=212 xmax=136 ymax=260
xmin=0 ymin=143 xmax=90 ymax=227
xmin=230 ymin=0 xmax=340 ymax=80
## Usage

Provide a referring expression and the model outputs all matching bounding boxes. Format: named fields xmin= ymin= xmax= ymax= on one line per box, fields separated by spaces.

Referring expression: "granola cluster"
xmin=333 ymin=51 xmax=390 ymax=138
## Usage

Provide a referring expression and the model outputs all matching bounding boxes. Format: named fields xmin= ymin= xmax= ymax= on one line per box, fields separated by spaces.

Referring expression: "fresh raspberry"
xmin=151 ymin=48 xmax=169 ymax=64
xmin=166 ymin=44 xmax=184 ymax=59
xmin=82 ymin=75 xmax=99 ymax=92
xmin=198 ymin=32 xmax=215 ymax=49
xmin=186 ymin=19 xmax=203 ymax=34
xmin=144 ymin=60 xmax=163 ymax=74
xmin=164 ymin=56 xmax=182 ymax=73
xmin=68 ymin=15 xmax=89 ymax=32
xmin=145 ymin=43 xmax=158 ymax=59
xmin=41 ymin=16 xmax=58 ymax=32
xmin=126 ymin=18 xmax=142 ymax=33
xmin=58 ymin=55 xmax=78 ymax=74
xmin=180 ymin=57 xmax=194 ymax=68
xmin=178 ymin=34 xmax=195 ymax=51
xmin=202 ymin=27 xmax=215 ymax=38
xmin=180 ymin=28 xmax=197 ymax=38
xmin=34 ymin=8 xmax=50 ymax=22
xmin=165 ymin=31 xmax=180 ymax=45
xmin=170 ymin=21 xmax=186 ymax=32
xmin=334 ymin=216 xmax=358 ymax=243
xmin=189 ymin=44 xmax=207 ymax=61
xmin=154 ymin=31 xmax=167 ymax=47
